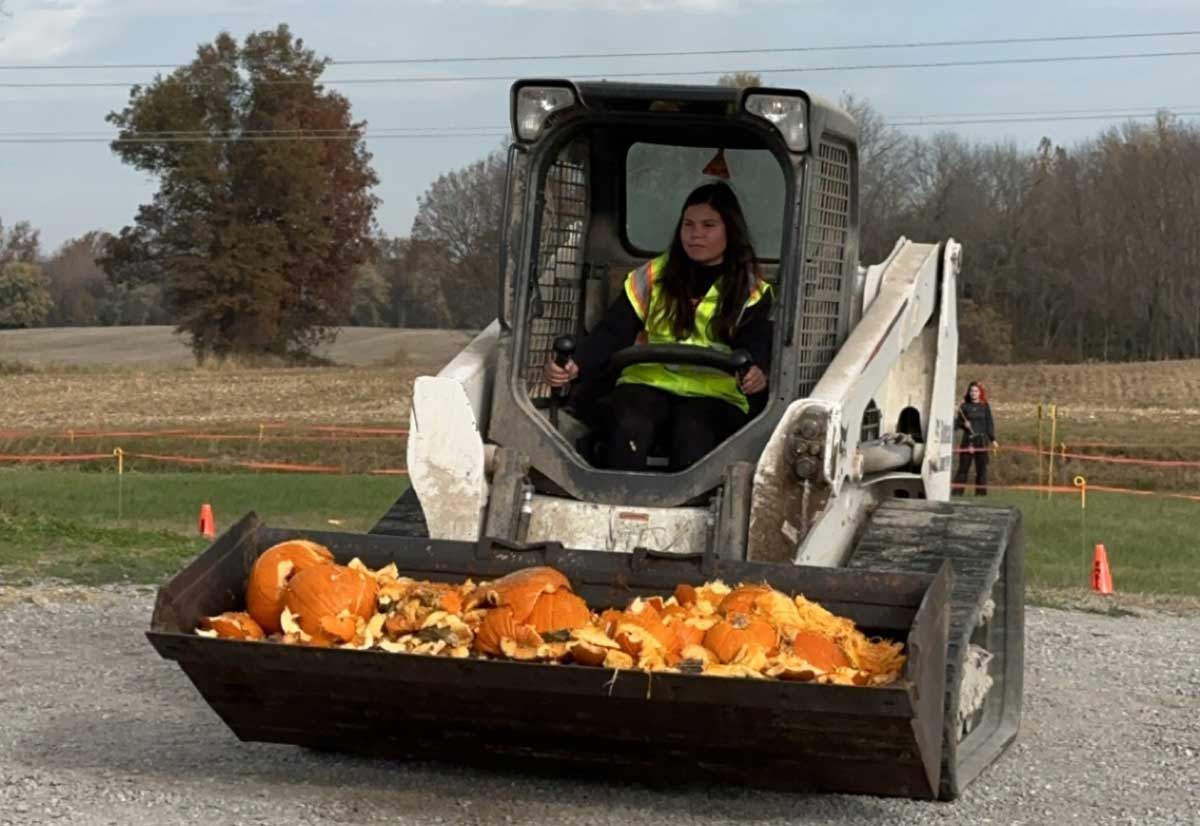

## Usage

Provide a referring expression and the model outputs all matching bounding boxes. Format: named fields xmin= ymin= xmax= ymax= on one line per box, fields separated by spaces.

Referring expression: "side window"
xmin=524 ymin=139 xmax=589 ymax=400
xmin=625 ymin=144 xmax=786 ymax=260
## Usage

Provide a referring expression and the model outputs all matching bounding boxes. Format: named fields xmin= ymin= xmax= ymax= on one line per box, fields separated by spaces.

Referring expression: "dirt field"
xmin=967 ymin=359 xmax=1200 ymax=423
xmin=0 ymin=326 xmax=474 ymax=370
xmin=2 ymin=327 xmax=1198 ymax=434
xmin=0 ymin=327 xmax=475 ymax=429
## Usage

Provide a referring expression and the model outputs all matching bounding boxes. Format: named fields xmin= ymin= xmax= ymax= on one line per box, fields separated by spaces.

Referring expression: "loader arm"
xmin=748 ymin=238 xmax=961 ymax=566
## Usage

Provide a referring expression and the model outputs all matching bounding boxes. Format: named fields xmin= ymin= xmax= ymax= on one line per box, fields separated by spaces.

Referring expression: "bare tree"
xmin=411 ymin=150 xmax=506 ymax=328
xmin=717 ymin=72 xmax=763 ymax=88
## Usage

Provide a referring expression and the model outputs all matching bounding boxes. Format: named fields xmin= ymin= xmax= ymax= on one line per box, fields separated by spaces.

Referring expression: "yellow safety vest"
xmin=618 ymin=253 xmax=770 ymax=414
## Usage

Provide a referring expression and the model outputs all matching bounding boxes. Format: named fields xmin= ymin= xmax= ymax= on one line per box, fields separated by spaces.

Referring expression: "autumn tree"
xmin=717 ymin=72 xmax=763 ymax=88
xmin=0 ymin=262 xmax=52 ymax=328
xmin=103 ymin=24 xmax=379 ymax=361
xmin=410 ymin=149 xmax=506 ymax=328
xmin=0 ymin=219 xmax=41 ymax=265
xmin=0 ymin=219 xmax=51 ymax=328
xmin=42 ymin=231 xmax=114 ymax=325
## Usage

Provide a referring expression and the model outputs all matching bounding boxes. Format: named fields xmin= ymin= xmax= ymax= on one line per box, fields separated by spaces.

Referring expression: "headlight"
xmin=512 ymin=83 xmax=577 ymax=142
xmin=744 ymin=94 xmax=809 ymax=152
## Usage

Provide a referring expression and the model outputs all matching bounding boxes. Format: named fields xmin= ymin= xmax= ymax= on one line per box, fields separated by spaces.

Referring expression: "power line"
xmin=2 ymin=48 xmax=1199 ymax=89
xmin=0 ymin=126 xmax=500 ymax=138
xmin=888 ymin=104 xmax=1196 ymax=119
xmin=1 ymin=108 xmax=1197 ymax=145
xmin=891 ymin=110 xmax=1200 ymax=126
xmin=0 ymin=132 xmax=508 ymax=145
xmin=2 ymin=105 xmax=1199 ymax=144
xmin=1 ymin=29 xmax=1199 ymax=71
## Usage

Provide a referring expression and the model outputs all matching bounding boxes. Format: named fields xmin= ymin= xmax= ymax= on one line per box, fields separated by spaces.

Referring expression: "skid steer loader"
xmin=146 ymin=79 xmax=1022 ymax=803
xmin=374 ymin=80 xmax=1024 ymax=798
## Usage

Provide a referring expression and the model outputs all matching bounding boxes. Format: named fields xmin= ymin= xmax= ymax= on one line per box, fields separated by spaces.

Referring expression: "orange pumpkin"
xmin=791 ymin=631 xmax=850 ymax=672
xmin=473 ymin=606 xmax=543 ymax=656
xmin=199 ymin=611 xmax=265 ymax=641
xmin=597 ymin=608 xmax=625 ymax=636
xmin=568 ymin=626 xmax=621 ymax=666
xmin=612 ymin=601 xmax=677 ymax=657
xmin=283 ymin=563 xmax=378 ymax=639
xmin=470 ymin=566 xmax=572 ymax=623
xmin=527 ymin=589 xmax=591 ymax=634
xmin=673 ymin=583 xmax=697 ymax=607
xmin=245 ymin=540 xmax=334 ymax=633
xmin=718 ymin=583 xmax=775 ymax=616
xmin=703 ymin=612 xmax=778 ymax=663
xmin=410 ymin=582 xmax=464 ymax=614
xmin=669 ymin=619 xmax=708 ymax=650
xmin=318 ymin=613 xmax=359 ymax=645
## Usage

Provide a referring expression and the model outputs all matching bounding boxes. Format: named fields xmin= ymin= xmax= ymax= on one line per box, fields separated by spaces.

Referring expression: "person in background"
xmin=953 ymin=380 xmax=998 ymax=495
xmin=543 ymin=181 xmax=772 ymax=471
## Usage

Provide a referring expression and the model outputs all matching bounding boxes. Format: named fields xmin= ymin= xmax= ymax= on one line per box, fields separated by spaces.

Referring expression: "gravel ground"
xmin=1 ymin=585 xmax=1197 ymax=826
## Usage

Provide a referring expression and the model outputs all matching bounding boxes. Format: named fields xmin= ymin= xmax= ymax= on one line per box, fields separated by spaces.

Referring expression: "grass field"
xmin=1 ymin=327 xmax=1198 ymax=606
xmin=0 ymin=325 xmax=474 ymax=370
xmin=0 ymin=469 xmax=406 ymax=585
xmin=1 ymin=470 xmax=1194 ymax=608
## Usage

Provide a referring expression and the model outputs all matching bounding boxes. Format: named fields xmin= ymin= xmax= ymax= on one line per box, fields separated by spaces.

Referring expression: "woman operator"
xmin=543 ymin=181 xmax=773 ymax=471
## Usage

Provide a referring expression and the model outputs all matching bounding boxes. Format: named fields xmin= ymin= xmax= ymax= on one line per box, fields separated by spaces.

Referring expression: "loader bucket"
xmin=147 ymin=513 xmax=952 ymax=799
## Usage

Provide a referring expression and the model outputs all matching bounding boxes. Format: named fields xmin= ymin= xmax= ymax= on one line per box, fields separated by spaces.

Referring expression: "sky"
xmin=1 ymin=0 xmax=1199 ymax=251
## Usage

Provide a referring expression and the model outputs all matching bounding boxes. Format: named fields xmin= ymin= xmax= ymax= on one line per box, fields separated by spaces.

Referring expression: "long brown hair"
xmin=651 ymin=182 xmax=758 ymax=343
xmin=963 ymin=381 xmax=989 ymax=405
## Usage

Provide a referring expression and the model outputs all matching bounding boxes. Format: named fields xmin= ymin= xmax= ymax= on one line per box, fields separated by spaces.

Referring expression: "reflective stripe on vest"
xmin=619 ymin=254 xmax=770 ymax=414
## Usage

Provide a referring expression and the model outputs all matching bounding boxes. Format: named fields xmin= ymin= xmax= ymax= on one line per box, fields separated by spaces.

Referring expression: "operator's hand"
xmin=738 ymin=365 xmax=767 ymax=395
xmin=543 ymin=356 xmax=579 ymax=388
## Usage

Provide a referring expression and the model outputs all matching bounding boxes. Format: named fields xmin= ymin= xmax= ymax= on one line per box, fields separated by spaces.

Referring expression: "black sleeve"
xmin=730 ymin=291 xmax=774 ymax=372
xmin=985 ymin=405 xmax=996 ymax=442
xmin=574 ymin=294 xmax=642 ymax=378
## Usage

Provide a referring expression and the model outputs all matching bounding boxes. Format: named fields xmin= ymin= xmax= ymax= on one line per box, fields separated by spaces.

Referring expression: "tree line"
xmin=851 ymin=100 xmax=1200 ymax=362
xmin=3 ymin=30 xmax=1199 ymax=365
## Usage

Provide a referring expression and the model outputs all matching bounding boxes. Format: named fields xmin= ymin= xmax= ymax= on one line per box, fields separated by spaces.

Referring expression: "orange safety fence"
xmin=951 ymin=481 xmax=1200 ymax=503
xmin=954 ymin=443 xmax=1200 ymax=468
xmin=0 ymin=450 xmax=406 ymax=475
xmin=0 ymin=452 xmax=113 ymax=463
xmin=0 ymin=424 xmax=409 ymax=440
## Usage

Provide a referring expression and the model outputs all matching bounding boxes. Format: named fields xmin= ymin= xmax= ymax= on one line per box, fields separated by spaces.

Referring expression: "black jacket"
xmin=956 ymin=401 xmax=996 ymax=444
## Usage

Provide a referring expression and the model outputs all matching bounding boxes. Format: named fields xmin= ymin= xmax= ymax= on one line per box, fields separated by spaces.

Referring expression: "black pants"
xmin=953 ymin=438 xmax=989 ymax=495
xmin=586 ymin=383 xmax=749 ymax=471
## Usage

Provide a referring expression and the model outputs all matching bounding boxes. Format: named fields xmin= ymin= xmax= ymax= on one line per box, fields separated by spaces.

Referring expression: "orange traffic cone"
xmin=1091 ymin=543 xmax=1113 ymax=595
xmin=198 ymin=503 xmax=216 ymax=539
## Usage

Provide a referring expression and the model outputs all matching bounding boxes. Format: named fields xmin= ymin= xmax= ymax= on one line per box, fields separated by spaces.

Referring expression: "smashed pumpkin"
xmin=196 ymin=545 xmax=908 ymax=686
xmin=283 ymin=563 xmax=378 ymax=643
xmin=704 ymin=612 xmax=779 ymax=663
xmin=244 ymin=539 xmax=334 ymax=633
xmin=468 ymin=566 xmax=572 ymax=623
xmin=197 ymin=611 xmax=265 ymax=641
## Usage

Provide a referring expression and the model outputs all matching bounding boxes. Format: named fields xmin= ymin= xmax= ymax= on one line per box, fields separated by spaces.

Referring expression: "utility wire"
xmin=891 ymin=110 xmax=1200 ymax=126
xmin=1 ymin=29 xmax=1199 ymax=71
xmin=0 ymin=132 xmax=509 ymax=144
xmin=888 ymin=103 xmax=1196 ymax=119
xmin=1 ymin=108 xmax=1197 ymax=145
xmin=2 ymin=48 xmax=1200 ymax=89
xmin=0 ymin=126 xmax=500 ymax=138
xmin=3 ymin=106 xmax=1196 ymax=141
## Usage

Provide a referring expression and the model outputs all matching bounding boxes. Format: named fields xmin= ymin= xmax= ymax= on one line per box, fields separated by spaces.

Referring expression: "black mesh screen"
xmin=523 ymin=150 xmax=588 ymax=400
xmin=796 ymin=140 xmax=851 ymax=397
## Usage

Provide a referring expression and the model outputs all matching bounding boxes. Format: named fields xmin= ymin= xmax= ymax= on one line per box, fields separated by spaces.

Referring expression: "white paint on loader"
xmin=525 ymin=495 xmax=711 ymax=554
xmin=407 ymin=377 xmax=488 ymax=541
